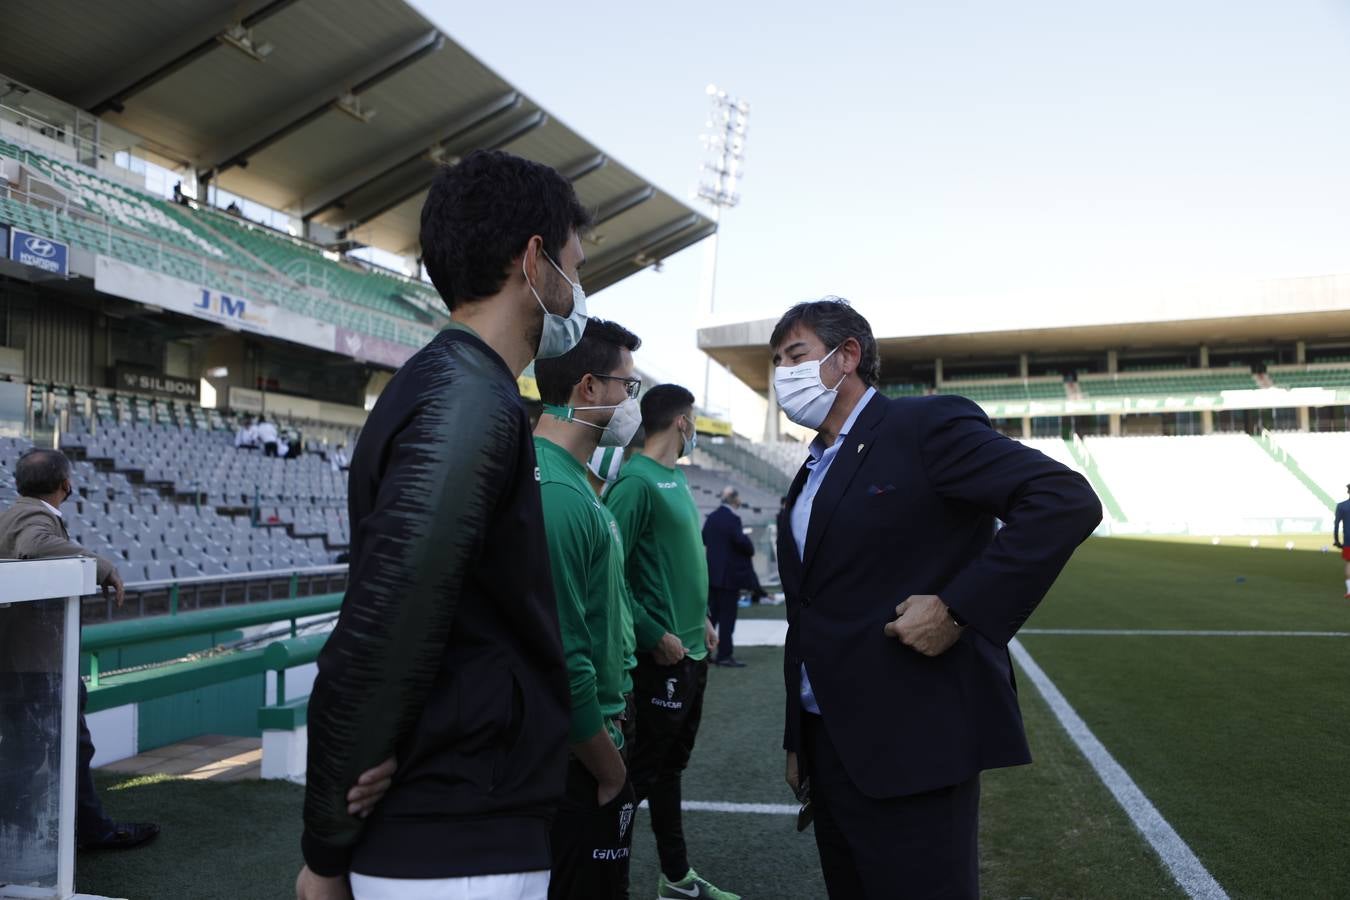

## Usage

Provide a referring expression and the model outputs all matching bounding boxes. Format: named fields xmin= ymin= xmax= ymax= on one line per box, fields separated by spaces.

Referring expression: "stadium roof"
xmin=699 ymin=273 xmax=1350 ymax=392
xmin=0 ymin=0 xmax=715 ymax=293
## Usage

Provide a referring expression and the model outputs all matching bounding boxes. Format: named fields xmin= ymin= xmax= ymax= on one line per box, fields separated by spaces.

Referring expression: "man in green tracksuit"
xmin=606 ymin=384 xmax=739 ymax=900
xmin=533 ymin=318 xmax=645 ymax=900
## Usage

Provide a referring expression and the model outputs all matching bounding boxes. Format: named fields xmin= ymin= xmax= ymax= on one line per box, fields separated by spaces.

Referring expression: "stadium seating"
xmin=938 ymin=378 xmax=1066 ymax=403
xmin=1268 ymin=431 xmax=1350 ymax=499
xmin=1 ymin=412 xmax=352 ymax=586
xmin=880 ymin=382 xmax=927 ymax=398
xmin=203 ymin=215 xmax=434 ymax=324
xmin=1267 ymin=366 xmax=1350 ymax=390
xmin=0 ymin=141 xmax=440 ymax=348
xmin=1077 ymin=369 xmax=1257 ymax=398
xmin=1082 ymin=434 xmax=1329 ymax=524
xmin=681 ymin=461 xmax=778 ymax=528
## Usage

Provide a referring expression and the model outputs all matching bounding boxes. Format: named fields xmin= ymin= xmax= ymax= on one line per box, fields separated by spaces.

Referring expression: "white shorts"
xmin=349 ymin=870 xmax=549 ymax=900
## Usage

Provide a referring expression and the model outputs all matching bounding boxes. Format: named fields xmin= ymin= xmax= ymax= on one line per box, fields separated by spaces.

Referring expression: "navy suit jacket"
xmin=703 ymin=504 xmax=757 ymax=591
xmin=779 ymin=392 xmax=1101 ymax=799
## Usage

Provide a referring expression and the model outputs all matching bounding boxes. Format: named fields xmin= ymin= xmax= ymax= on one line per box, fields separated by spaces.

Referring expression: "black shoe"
xmin=79 ymin=821 xmax=160 ymax=851
xmin=716 ymin=657 xmax=747 ymax=668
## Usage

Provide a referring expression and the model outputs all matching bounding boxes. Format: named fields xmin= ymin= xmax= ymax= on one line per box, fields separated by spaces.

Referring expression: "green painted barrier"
xmin=86 ymin=649 xmax=268 ymax=713
xmin=258 ymin=696 xmax=310 ymax=731
xmin=82 ymin=593 xmax=343 ymax=654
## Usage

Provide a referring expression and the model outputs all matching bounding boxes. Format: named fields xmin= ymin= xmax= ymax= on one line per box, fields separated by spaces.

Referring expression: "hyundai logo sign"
xmin=23 ymin=236 xmax=57 ymax=259
xmin=9 ymin=228 xmax=68 ymax=276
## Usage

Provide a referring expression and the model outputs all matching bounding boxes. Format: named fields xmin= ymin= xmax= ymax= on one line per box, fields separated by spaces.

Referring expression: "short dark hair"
xmin=534 ymin=318 xmax=642 ymax=406
xmin=640 ymin=384 xmax=695 ymax=435
xmin=16 ymin=448 xmax=72 ymax=497
xmin=420 ymin=150 xmax=592 ymax=311
xmin=769 ymin=296 xmax=881 ymax=387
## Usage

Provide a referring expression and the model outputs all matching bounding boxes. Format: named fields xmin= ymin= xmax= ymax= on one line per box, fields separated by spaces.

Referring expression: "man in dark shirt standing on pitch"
xmin=297 ymin=150 xmax=591 ymax=900
xmin=1334 ymin=484 xmax=1350 ymax=598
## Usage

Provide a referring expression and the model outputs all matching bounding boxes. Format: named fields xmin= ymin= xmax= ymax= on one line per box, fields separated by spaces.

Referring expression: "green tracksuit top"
xmin=604 ymin=454 xmax=709 ymax=661
xmin=536 ymin=437 xmax=630 ymax=747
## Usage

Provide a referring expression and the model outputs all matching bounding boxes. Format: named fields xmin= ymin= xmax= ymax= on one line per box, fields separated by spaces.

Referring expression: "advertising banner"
xmin=10 ymin=228 xmax=68 ymax=276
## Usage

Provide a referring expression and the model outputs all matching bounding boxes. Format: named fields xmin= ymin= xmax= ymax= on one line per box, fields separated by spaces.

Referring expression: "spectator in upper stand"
xmin=172 ymin=181 xmax=187 ymax=206
xmin=235 ymin=416 xmax=258 ymax=449
xmin=255 ymin=417 xmax=280 ymax=457
xmin=226 ymin=201 xmax=242 ymax=216
xmin=330 ymin=443 xmax=350 ymax=474
xmin=0 ymin=449 xmax=156 ymax=852
xmin=277 ymin=433 xmax=291 ymax=460
xmin=286 ymin=431 xmax=303 ymax=460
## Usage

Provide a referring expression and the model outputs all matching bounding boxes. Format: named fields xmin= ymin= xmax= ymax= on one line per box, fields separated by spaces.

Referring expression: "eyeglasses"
xmin=591 ymin=374 xmax=642 ymax=400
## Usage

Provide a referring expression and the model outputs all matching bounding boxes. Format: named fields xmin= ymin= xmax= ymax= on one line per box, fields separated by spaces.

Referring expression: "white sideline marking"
xmin=637 ymin=799 xmax=796 ymax=815
xmin=1021 ymin=628 xmax=1349 ymax=637
xmin=1009 ymin=638 xmax=1229 ymax=900
xmin=728 ymin=619 xmax=789 ymax=646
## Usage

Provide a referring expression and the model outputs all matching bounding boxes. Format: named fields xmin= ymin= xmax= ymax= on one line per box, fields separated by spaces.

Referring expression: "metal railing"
xmin=88 ymin=563 xmax=349 ymax=621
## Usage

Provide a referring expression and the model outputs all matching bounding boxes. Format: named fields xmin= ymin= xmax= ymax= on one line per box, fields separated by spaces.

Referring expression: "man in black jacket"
xmin=771 ymin=298 xmax=1102 ymax=899
xmin=297 ymin=150 xmax=591 ymax=900
xmin=702 ymin=487 xmax=759 ymax=667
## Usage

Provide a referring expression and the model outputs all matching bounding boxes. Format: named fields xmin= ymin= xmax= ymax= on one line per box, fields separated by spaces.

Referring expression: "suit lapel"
xmin=801 ymin=393 xmax=888 ymax=580
xmin=777 ymin=463 xmax=811 ymax=591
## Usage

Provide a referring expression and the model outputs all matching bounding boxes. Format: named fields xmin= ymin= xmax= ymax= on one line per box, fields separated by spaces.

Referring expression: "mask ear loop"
xmin=821 ymin=344 xmax=847 ymax=391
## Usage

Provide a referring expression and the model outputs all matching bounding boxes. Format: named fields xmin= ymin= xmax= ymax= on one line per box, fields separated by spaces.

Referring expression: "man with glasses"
xmin=605 ymin=385 xmax=738 ymax=900
xmin=532 ymin=318 xmax=644 ymax=899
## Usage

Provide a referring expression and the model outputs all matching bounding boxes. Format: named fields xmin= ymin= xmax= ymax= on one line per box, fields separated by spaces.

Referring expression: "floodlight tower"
xmin=696 ymin=84 xmax=750 ymax=414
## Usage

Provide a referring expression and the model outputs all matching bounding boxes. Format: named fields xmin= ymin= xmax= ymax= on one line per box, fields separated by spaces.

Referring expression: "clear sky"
xmin=414 ymin=0 xmax=1350 ymax=434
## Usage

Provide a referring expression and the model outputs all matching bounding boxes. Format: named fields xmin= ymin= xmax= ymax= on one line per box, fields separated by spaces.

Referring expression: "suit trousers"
xmin=804 ymin=712 xmax=980 ymax=900
xmin=77 ymin=680 xmax=114 ymax=840
xmin=706 ymin=587 xmax=740 ymax=662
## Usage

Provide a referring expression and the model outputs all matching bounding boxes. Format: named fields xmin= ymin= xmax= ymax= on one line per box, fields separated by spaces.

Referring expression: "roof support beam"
xmin=591 ymin=186 xmax=655 ymax=227
xmin=299 ymin=92 xmax=521 ymax=221
xmin=84 ymin=0 xmax=298 ymax=115
xmin=585 ymin=215 xmax=715 ymax=291
xmin=559 ymin=153 xmax=607 ymax=182
xmin=196 ymin=30 xmax=445 ymax=179
xmin=343 ymin=110 xmax=548 ymax=230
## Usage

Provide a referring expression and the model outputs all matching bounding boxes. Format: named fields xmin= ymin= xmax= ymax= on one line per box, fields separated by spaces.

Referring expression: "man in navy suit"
xmin=770 ymin=297 xmax=1102 ymax=899
xmin=702 ymin=487 xmax=761 ymax=667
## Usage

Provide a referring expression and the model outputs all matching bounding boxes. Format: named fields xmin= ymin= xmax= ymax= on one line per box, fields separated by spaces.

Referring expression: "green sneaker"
xmin=657 ymin=867 xmax=741 ymax=900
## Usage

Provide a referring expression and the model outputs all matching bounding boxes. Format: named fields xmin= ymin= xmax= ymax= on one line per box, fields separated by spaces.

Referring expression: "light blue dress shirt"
xmin=790 ymin=386 xmax=877 ymax=715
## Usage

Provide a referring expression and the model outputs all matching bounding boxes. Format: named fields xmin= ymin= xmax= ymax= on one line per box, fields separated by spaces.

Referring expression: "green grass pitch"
xmin=77 ymin=538 xmax=1350 ymax=898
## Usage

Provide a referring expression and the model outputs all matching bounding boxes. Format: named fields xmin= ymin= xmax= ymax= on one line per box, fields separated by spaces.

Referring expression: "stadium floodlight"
xmin=206 ymin=367 xmax=229 ymax=378
xmin=695 ymin=84 xmax=750 ymax=412
xmin=218 ymin=24 xmax=274 ymax=62
xmin=696 ymin=85 xmax=750 ymax=211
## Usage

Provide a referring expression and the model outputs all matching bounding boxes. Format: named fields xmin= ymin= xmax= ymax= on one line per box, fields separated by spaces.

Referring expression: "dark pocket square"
xmin=867 ymin=484 xmax=897 ymax=496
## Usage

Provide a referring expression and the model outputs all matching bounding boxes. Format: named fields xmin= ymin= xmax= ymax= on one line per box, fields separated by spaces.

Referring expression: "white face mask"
xmin=544 ymin=397 xmax=642 ymax=448
xmin=774 ymin=344 xmax=845 ymax=430
xmin=679 ymin=415 xmax=698 ymax=458
xmin=588 ymin=445 xmax=625 ymax=484
xmin=526 ymin=251 xmax=588 ymax=359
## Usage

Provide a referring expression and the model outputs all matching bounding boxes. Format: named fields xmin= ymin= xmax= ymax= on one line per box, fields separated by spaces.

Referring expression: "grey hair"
xmin=721 ymin=486 xmax=739 ymax=502
xmin=769 ymin=295 xmax=880 ymax=387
